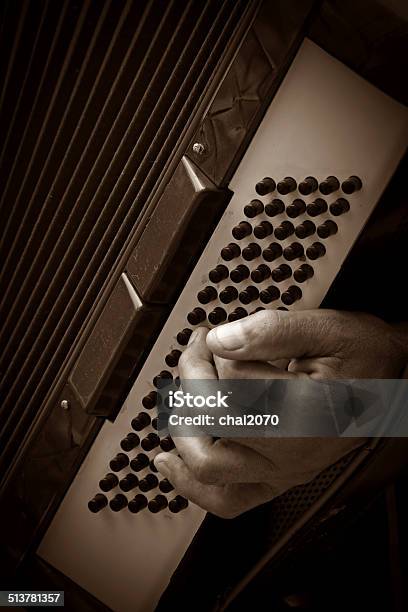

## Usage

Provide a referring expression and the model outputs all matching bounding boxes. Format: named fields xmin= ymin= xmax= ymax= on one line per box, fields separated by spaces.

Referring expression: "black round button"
xmin=221 ymin=243 xmax=241 ymax=261
xmin=253 ymin=221 xmax=273 ymax=239
xmin=197 ymin=286 xmax=217 ymax=305
xmin=88 ymin=494 xmax=108 ymax=513
xmin=262 ymin=242 xmax=283 ymax=262
xmin=120 ymin=433 xmax=140 ymax=452
xmin=159 ymin=478 xmax=175 ymax=493
xmin=293 ymin=264 xmax=314 ymax=283
xmin=232 ymin=221 xmax=252 ymax=240
xmin=265 ymin=199 xmax=285 ymax=217
xmin=160 ymin=436 xmax=175 ymax=452
xmin=319 ymin=176 xmax=340 ymax=195
xmin=295 ymin=220 xmax=315 ymax=239
xmin=244 ymin=199 xmax=264 ymax=218
xmin=148 ymin=494 xmax=168 ymax=513
xmin=110 ymin=494 xmax=128 ymax=512
xmin=317 ymin=220 xmax=338 ymax=239
xmin=271 ymin=264 xmax=292 ymax=283
xmin=109 ymin=453 xmax=129 ymax=472
xmin=130 ymin=453 xmax=149 ymax=472
xmin=119 ymin=473 xmax=139 ymax=492
xmin=239 ymin=286 xmax=259 ymax=304
xmin=341 ymin=175 xmax=362 ymax=194
xmin=208 ymin=307 xmax=227 ymax=325
xmin=251 ymin=264 xmax=271 ymax=283
xmin=139 ymin=473 xmax=159 ymax=492
xmin=286 ymin=199 xmax=306 ymax=219
xmin=153 ymin=371 xmax=173 ymax=389
xmin=99 ymin=473 xmax=119 ymax=492
xmin=306 ymin=198 xmax=328 ymax=217
xmin=330 ymin=198 xmax=350 ymax=216
xmin=259 ymin=285 xmax=280 ymax=304
xmin=131 ymin=412 xmax=151 ymax=432
xmin=228 ymin=307 xmax=248 ymax=322
xmin=142 ymin=391 xmax=158 ymax=410
xmin=283 ymin=242 xmax=304 ymax=261
xmin=242 ymin=243 xmax=262 ymax=261
xmin=151 ymin=417 xmax=158 ymax=431
xmin=209 ymin=264 xmax=229 ymax=283
xmin=141 ymin=433 xmax=160 ymax=452
xmin=306 ymin=242 xmax=326 ymax=260
xmin=274 ymin=221 xmax=294 ymax=240
xmin=169 ymin=495 xmax=189 ymax=513
xmin=255 ymin=177 xmax=276 ymax=196
xmin=277 ymin=177 xmax=297 ymax=195
xmin=230 ymin=264 xmax=250 ymax=283
xmin=298 ymin=176 xmax=318 ymax=196
xmin=176 ymin=328 xmax=192 ymax=346
xmin=219 ymin=286 xmax=238 ymax=304
xmin=165 ymin=349 xmax=182 ymax=368
xmin=187 ymin=307 xmax=206 ymax=326
xmin=128 ymin=494 xmax=148 ymax=514
xmin=281 ymin=285 xmax=302 ymax=305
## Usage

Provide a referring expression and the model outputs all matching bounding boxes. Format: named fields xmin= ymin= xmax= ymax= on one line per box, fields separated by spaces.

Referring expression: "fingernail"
xmin=210 ymin=321 xmax=244 ymax=350
xmin=154 ymin=455 xmax=171 ymax=478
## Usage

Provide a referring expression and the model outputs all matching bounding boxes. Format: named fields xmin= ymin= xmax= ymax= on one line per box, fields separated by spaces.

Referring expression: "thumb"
xmin=206 ymin=309 xmax=339 ymax=362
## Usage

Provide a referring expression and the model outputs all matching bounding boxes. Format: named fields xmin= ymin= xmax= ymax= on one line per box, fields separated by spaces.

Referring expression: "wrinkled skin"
xmin=155 ymin=309 xmax=408 ymax=518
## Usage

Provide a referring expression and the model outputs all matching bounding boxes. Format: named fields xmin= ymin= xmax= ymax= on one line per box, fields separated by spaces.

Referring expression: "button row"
xmin=213 ymin=240 xmax=327 ymax=266
xmin=187 ymin=281 xmax=309 ymax=316
xmin=88 ymin=493 xmax=188 ymax=514
xmin=99 ymin=457 xmax=176 ymax=489
xmin=254 ymin=175 xmax=361 ymax=197
xmin=242 ymin=198 xmax=349 ymax=221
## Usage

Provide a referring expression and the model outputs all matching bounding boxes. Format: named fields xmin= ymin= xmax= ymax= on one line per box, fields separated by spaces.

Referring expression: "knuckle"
xmin=242 ymin=309 xmax=281 ymax=345
xmin=179 ymin=352 xmax=201 ymax=373
xmin=252 ymin=309 xmax=280 ymax=333
xmin=178 ymin=348 xmax=190 ymax=370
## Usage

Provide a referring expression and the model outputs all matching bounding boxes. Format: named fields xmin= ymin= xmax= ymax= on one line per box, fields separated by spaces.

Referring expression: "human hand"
xmin=154 ymin=310 xmax=408 ymax=517
xmin=206 ymin=308 xmax=408 ymax=380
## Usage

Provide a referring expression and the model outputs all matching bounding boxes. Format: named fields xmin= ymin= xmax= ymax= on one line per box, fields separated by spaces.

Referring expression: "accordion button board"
xmin=38 ymin=40 xmax=408 ymax=612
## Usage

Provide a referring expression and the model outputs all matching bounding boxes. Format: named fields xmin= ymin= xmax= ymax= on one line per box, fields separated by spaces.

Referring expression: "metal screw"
xmin=61 ymin=399 xmax=70 ymax=410
xmin=192 ymin=142 xmax=205 ymax=155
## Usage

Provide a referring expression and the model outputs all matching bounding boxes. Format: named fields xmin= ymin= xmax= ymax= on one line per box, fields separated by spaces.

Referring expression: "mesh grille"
xmin=264 ymin=451 xmax=357 ymax=544
xmin=0 ymin=0 xmax=249 ymax=472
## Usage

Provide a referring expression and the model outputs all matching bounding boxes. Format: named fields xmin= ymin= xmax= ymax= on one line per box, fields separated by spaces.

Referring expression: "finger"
xmin=167 ymin=434 xmax=278 ymax=484
xmin=288 ymin=356 xmax=342 ymax=378
xmin=154 ymin=452 xmax=277 ymax=518
xmin=213 ymin=354 xmax=299 ymax=380
xmin=177 ymin=327 xmax=218 ymax=423
xmin=178 ymin=327 xmax=217 ymax=380
xmin=206 ymin=309 xmax=342 ymax=362
xmin=270 ymin=359 xmax=291 ymax=371
xmin=213 ymin=355 xmax=301 ymax=422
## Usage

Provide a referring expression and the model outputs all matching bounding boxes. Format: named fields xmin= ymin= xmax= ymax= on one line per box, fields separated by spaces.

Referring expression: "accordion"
xmin=1 ymin=2 xmax=407 ymax=611
xmin=38 ymin=39 xmax=407 ymax=612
